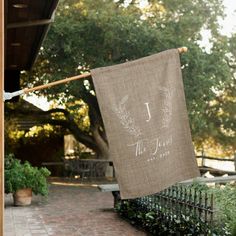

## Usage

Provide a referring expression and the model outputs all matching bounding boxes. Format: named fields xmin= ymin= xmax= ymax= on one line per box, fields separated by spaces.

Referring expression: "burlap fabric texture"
xmin=91 ymin=49 xmax=200 ymax=199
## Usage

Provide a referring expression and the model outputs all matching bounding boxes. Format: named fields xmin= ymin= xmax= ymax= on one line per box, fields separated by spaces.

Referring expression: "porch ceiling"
xmin=5 ymin=0 xmax=59 ymax=74
xmin=5 ymin=0 xmax=58 ymax=70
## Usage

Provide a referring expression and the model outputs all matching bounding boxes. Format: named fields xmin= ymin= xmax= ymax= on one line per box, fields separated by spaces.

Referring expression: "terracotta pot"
xmin=13 ymin=188 xmax=32 ymax=206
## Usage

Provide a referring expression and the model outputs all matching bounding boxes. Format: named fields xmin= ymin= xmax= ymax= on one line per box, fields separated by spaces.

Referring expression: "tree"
xmin=20 ymin=0 xmax=235 ymax=158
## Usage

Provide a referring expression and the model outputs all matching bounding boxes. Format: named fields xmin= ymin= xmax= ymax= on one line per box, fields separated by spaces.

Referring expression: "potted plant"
xmin=5 ymin=153 xmax=51 ymax=206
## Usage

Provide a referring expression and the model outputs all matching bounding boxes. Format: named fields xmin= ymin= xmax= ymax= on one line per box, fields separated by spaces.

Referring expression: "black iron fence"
xmin=117 ymin=184 xmax=215 ymax=235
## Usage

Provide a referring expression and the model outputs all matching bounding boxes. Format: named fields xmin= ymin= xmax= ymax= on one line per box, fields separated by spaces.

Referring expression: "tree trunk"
xmin=92 ymin=125 xmax=109 ymax=159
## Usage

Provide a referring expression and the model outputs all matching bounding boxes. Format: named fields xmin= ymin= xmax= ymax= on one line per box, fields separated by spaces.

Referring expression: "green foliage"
xmin=116 ymin=183 xmax=236 ymax=235
xmin=116 ymin=199 xmax=214 ymax=235
xmin=210 ymin=184 xmax=236 ymax=235
xmin=5 ymin=154 xmax=51 ymax=196
xmin=21 ymin=0 xmax=235 ymax=155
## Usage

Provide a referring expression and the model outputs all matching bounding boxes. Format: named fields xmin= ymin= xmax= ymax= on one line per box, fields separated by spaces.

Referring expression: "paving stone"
xmin=5 ymin=183 xmax=146 ymax=236
xmin=29 ymin=225 xmax=45 ymax=230
xmin=4 ymin=233 xmax=16 ymax=236
xmin=30 ymin=229 xmax=48 ymax=234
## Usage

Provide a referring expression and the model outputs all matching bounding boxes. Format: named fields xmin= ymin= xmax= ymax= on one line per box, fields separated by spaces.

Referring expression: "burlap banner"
xmin=91 ymin=49 xmax=199 ymax=199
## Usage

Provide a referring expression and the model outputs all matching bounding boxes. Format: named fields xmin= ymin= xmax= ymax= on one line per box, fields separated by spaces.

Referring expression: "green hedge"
xmin=115 ymin=183 xmax=236 ymax=235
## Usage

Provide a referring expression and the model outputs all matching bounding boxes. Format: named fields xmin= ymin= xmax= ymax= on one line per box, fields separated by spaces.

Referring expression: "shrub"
xmin=5 ymin=153 xmax=51 ymax=196
xmin=115 ymin=183 xmax=236 ymax=235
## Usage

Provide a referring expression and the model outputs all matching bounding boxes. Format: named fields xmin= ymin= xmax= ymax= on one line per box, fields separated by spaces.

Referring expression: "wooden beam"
xmin=0 ymin=0 xmax=4 ymax=234
xmin=7 ymin=19 xmax=53 ymax=29
xmin=196 ymin=155 xmax=234 ymax=162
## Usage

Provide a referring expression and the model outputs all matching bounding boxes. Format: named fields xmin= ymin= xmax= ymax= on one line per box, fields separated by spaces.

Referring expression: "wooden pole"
xmin=24 ymin=73 xmax=91 ymax=94
xmin=177 ymin=47 xmax=188 ymax=54
xmin=0 ymin=0 xmax=4 ymax=234
xmin=23 ymin=47 xmax=187 ymax=94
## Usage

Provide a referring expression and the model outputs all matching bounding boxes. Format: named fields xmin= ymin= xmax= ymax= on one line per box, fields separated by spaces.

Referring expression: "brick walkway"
xmin=4 ymin=182 xmax=147 ymax=236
